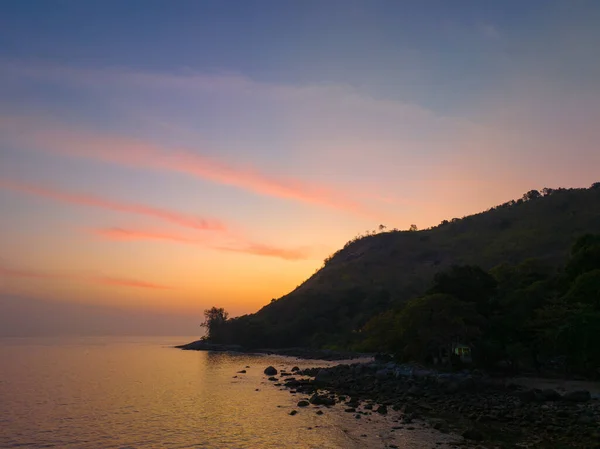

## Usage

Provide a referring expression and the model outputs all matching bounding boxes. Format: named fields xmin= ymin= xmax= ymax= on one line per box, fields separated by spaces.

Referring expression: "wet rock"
xmin=314 ymin=369 xmax=333 ymax=385
xmin=562 ymin=390 xmax=591 ymax=402
xmin=316 ymin=410 xmax=324 ymax=415
xmin=376 ymin=405 xmax=388 ymax=415
xmin=309 ymin=393 xmax=335 ymax=406
xmin=541 ymin=389 xmax=561 ymax=401
xmin=355 ymin=414 xmax=361 ymax=419
xmin=516 ymin=389 xmax=536 ymax=403
xmin=264 ymin=366 xmax=278 ymax=375
xmin=268 ymin=376 xmax=278 ymax=381
xmin=462 ymin=428 xmax=484 ymax=441
xmin=237 ymin=370 xmax=246 ymax=373
xmin=297 ymin=400 xmax=310 ymax=407
xmin=291 ymin=366 xmax=300 ymax=372
xmin=289 ymin=410 xmax=298 ymax=416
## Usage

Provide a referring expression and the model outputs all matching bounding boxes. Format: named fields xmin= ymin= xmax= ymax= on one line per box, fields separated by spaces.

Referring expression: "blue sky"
xmin=1 ymin=0 xmax=599 ymax=335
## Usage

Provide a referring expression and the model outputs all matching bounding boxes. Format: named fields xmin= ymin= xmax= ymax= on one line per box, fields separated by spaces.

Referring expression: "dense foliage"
xmin=360 ymin=234 xmax=600 ymax=377
xmin=202 ymin=184 xmax=600 ymax=376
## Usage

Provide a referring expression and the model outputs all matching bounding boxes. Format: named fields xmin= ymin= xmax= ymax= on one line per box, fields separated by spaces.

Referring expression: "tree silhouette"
xmin=201 ymin=307 xmax=229 ymax=340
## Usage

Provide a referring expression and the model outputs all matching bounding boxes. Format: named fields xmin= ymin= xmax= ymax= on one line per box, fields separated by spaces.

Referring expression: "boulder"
xmin=541 ymin=389 xmax=561 ymax=401
xmin=562 ymin=390 xmax=591 ymax=402
xmin=376 ymin=405 xmax=388 ymax=415
xmin=462 ymin=428 xmax=484 ymax=441
xmin=264 ymin=366 xmax=278 ymax=375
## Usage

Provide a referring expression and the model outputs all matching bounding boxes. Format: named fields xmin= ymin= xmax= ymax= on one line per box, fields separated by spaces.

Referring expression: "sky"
xmin=1 ymin=0 xmax=599 ymax=336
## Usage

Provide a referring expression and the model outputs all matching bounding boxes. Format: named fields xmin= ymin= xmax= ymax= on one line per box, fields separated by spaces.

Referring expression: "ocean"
xmin=0 ymin=337 xmax=456 ymax=448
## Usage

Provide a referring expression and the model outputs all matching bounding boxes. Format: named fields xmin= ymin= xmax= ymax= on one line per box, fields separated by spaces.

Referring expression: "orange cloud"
xmin=0 ymin=265 xmax=173 ymax=290
xmin=91 ymin=276 xmax=173 ymax=290
xmin=214 ymin=243 xmax=313 ymax=261
xmin=89 ymin=226 xmax=314 ymax=261
xmin=0 ymin=178 xmax=224 ymax=231
xmin=0 ymin=117 xmax=366 ymax=214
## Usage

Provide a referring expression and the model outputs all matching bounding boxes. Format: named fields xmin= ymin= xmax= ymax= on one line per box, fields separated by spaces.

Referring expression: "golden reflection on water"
xmin=0 ymin=337 xmax=458 ymax=448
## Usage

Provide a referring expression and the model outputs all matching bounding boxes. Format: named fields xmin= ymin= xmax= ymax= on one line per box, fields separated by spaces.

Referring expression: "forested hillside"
xmin=204 ymin=183 xmax=600 ymax=364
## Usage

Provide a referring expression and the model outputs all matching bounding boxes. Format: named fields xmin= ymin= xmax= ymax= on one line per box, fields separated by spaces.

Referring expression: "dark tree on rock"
xmin=409 ymin=224 xmax=418 ymax=232
xmin=591 ymin=182 xmax=600 ymax=190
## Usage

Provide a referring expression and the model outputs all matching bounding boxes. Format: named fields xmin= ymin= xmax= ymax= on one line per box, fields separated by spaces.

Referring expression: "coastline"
xmin=272 ymin=360 xmax=600 ymax=448
xmin=177 ymin=340 xmax=600 ymax=447
xmin=175 ymin=339 xmax=372 ymax=361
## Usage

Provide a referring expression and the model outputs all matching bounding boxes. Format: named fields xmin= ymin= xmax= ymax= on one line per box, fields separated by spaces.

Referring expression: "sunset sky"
xmin=1 ymin=0 xmax=599 ymax=336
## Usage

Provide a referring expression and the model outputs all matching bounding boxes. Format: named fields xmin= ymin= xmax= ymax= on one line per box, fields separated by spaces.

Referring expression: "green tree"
xmin=429 ymin=265 xmax=497 ymax=311
xmin=564 ymin=269 xmax=600 ymax=309
xmin=394 ymin=293 xmax=486 ymax=363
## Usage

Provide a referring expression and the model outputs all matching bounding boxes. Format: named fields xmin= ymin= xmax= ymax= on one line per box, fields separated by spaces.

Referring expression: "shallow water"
xmin=0 ymin=337 xmax=458 ymax=448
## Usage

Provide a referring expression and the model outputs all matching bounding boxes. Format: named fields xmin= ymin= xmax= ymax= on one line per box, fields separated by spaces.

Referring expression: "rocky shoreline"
xmin=260 ymin=361 xmax=600 ymax=448
xmin=175 ymin=339 xmax=370 ymax=361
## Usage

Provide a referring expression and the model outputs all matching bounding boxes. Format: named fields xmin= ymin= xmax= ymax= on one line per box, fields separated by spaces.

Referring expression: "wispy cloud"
xmin=0 ymin=178 xmax=225 ymax=231
xmin=90 ymin=226 xmax=316 ymax=261
xmin=91 ymin=276 xmax=172 ymax=290
xmin=214 ymin=243 xmax=313 ymax=261
xmin=477 ymin=23 xmax=500 ymax=40
xmin=0 ymin=265 xmax=173 ymax=290
xmin=90 ymin=227 xmax=201 ymax=244
xmin=0 ymin=116 xmax=367 ymax=214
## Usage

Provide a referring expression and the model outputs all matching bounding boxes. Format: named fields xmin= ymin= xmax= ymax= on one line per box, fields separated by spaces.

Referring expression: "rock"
xmin=355 ymin=414 xmax=361 ymax=419
xmin=541 ymin=389 xmax=561 ymax=401
xmin=407 ymin=386 xmax=422 ymax=396
xmin=297 ymin=400 xmax=310 ymax=407
xmin=314 ymin=369 xmax=333 ymax=385
xmin=291 ymin=366 xmax=300 ymax=372
xmin=237 ymin=370 xmax=246 ymax=373
xmin=517 ymin=389 xmax=536 ymax=403
xmin=289 ymin=410 xmax=298 ymax=416
xmin=268 ymin=376 xmax=278 ymax=381
xmin=345 ymin=408 xmax=356 ymax=413
xmin=316 ymin=410 xmax=324 ymax=415
xmin=578 ymin=414 xmax=594 ymax=425
xmin=309 ymin=393 xmax=335 ymax=406
xmin=462 ymin=428 xmax=484 ymax=441
xmin=376 ymin=405 xmax=388 ymax=415
xmin=562 ymin=390 xmax=591 ymax=402
xmin=264 ymin=366 xmax=278 ymax=375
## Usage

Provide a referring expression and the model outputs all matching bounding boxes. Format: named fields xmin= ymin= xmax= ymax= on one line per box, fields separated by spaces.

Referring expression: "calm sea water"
xmin=0 ymin=337 xmax=457 ymax=448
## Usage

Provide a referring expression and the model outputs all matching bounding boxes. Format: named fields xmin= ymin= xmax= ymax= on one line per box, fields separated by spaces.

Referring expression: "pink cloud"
xmin=0 ymin=117 xmax=366 ymax=214
xmin=89 ymin=226 xmax=314 ymax=261
xmin=214 ymin=243 xmax=313 ymax=261
xmin=0 ymin=266 xmax=63 ymax=279
xmin=0 ymin=265 xmax=173 ymax=290
xmin=0 ymin=178 xmax=225 ymax=232
xmin=90 ymin=227 xmax=201 ymax=244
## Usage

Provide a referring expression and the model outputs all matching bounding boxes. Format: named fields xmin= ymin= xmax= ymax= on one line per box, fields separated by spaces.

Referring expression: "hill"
xmin=209 ymin=183 xmax=600 ymax=349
